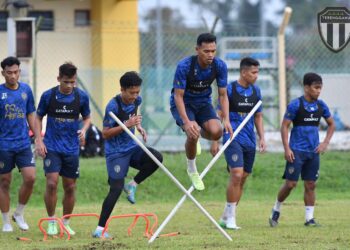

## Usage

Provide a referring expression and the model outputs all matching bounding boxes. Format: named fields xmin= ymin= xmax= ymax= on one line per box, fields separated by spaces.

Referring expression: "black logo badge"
xmin=318 ymin=7 xmax=350 ymax=53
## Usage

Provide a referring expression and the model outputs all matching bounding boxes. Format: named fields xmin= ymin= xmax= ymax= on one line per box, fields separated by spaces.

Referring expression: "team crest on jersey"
xmin=232 ymin=154 xmax=238 ymax=162
xmin=318 ymin=7 xmax=350 ymax=53
xmin=0 ymin=161 xmax=4 ymax=169
xmin=114 ymin=165 xmax=121 ymax=173
xmin=21 ymin=92 xmax=27 ymax=100
xmin=1 ymin=93 xmax=7 ymax=99
xmin=44 ymin=159 xmax=51 ymax=167
xmin=288 ymin=167 xmax=294 ymax=174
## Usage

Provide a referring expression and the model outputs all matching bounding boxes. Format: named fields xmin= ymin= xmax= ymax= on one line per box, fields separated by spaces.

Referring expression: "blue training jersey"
xmin=285 ymin=96 xmax=331 ymax=152
xmin=170 ymin=56 xmax=228 ymax=108
xmin=222 ymin=81 xmax=263 ymax=149
xmin=0 ymin=82 xmax=35 ymax=150
xmin=104 ymin=96 xmax=142 ymax=157
xmin=37 ymin=87 xmax=90 ymax=155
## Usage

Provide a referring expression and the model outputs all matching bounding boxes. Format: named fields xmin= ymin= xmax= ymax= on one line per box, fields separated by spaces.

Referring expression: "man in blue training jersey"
xmin=269 ymin=72 xmax=335 ymax=227
xmin=211 ymin=57 xmax=266 ymax=230
xmin=35 ymin=62 xmax=91 ymax=236
xmin=170 ymin=33 xmax=233 ymax=191
xmin=92 ymin=71 xmax=162 ymax=238
xmin=0 ymin=57 xmax=37 ymax=232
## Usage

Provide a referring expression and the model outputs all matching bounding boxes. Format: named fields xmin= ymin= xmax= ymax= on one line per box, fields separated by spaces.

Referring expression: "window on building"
xmin=75 ymin=10 xmax=90 ymax=27
xmin=28 ymin=10 xmax=54 ymax=31
xmin=0 ymin=11 xmax=9 ymax=31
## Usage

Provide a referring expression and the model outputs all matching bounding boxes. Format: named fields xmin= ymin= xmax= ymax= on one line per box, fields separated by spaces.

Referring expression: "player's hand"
xmin=259 ymin=138 xmax=267 ymax=153
xmin=315 ymin=141 xmax=329 ymax=154
xmin=137 ymin=125 xmax=147 ymax=143
xmin=125 ymin=115 xmax=142 ymax=128
xmin=222 ymin=118 xmax=233 ymax=138
xmin=210 ymin=141 xmax=220 ymax=156
xmin=35 ymin=139 xmax=47 ymax=158
xmin=183 ymin=121 xmax=200 ymax=139
xmin=284 ymin=147 xmax=295 ymax=163
xmin=77 ymin=129 xmax=86 ymax=146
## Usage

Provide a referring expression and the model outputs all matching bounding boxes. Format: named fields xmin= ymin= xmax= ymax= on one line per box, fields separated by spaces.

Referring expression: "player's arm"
xmin=254 ymin=112 xmax=266 ymax=152
xmin=218 ymin=87 xmax=233 ymax=137
xmin=34 ymin=114 xmax=47 ymax=158
xmin=79 ymin=115 xmax=91 ymax=140
xmin=281 ymin=119 xmax=294 ymax=162
xmin=174 ymin=88 xmax=200 ymax=139
xmin=27 ymin=112 xmax=36 ymax=137
xmin=79 ymin=92 xmax=92 ymax=140
xmin=34 ymin=92 xmax=48 ymax=158
xmin=315 ymin=116 xmax=335 ymax=153
xmin=135 ymin=107 xmax=147 ymax=142
xmin=102 ymin=115 xmax=142 ymax=140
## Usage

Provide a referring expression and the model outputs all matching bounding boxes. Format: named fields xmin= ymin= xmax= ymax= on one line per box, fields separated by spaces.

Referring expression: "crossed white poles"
xmin=109 ymin=100 xmax=262 ymax=243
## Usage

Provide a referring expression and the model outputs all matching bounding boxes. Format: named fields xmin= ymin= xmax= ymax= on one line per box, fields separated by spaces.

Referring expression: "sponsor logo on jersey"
xmin=55 ymin=105 xmax=74 ymax=114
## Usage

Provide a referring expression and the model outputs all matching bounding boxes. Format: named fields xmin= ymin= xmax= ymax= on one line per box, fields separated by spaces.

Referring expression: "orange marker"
xmin=16 ymin=237 xmax=32 ymax=241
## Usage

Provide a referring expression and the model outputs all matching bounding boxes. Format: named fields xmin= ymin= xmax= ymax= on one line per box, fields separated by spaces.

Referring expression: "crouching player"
xmin=93 ymin=71 xmax=162 ymax=238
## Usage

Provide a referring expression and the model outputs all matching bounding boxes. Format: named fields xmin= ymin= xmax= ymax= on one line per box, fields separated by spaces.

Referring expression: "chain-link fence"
xmin=1 ymin=17 xmax=349 ymax=151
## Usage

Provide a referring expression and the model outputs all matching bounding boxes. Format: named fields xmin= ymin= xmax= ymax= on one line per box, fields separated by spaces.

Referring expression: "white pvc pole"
xmin=149 ymin=100 xmax=262 ymax=243
xmin=109 ymin=112 xmax=232 ymax=241
xmin=278 ymin=6 xmax=292 ymax=125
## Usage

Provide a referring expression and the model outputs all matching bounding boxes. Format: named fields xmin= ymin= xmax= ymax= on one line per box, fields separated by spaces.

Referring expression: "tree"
xmin=282 ymin=0 xmax=349 ymax=33
xmin=191 ymin=0 xmax=238 ymax=32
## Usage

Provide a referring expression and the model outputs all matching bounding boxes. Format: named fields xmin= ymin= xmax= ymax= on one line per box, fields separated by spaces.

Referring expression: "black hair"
xmin=240 ymin=57 xmax=260 ymax=71
xmin=59 ymin=62 xmax=77 ymax=78
xmin=303 ymin=72 xmax=322 ymax=86
xmin=120 ymin=71 xmax=142 ymax=89
xmin=1 ymin=56 xmax=20 ymax=70
xmin=197 ymin=33 xmax=216 ymax=46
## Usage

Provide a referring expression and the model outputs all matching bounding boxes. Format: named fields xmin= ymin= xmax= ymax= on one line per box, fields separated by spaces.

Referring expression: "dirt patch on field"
xmin=83 ymin=241 xmax=129 ymax=250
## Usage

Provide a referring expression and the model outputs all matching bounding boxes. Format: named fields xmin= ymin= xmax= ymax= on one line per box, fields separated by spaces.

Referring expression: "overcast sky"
xmin=138 ymin=0 xmax=285 ymax=31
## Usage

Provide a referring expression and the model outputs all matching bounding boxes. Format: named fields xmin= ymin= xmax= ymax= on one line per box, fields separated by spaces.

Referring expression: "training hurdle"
xmin=149 ymin=101 xmax=262 ymax=243
xmin=109 ymin=113 xmax=234 ymax=242
xmin=102 ymin=213 xmax=157 ymax=238
xmin=38 ymin=217 xmax=70 ymax=241
xmin=38 ymin=212 xmax=174 ymax=240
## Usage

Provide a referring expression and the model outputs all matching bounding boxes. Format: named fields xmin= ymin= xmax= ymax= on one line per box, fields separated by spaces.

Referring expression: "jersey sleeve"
xmin=255 ymin=85 xmax=263 ymax=113
xmin=26 ymin=86 xmax=36 ymax=114
xmin=319 ymin=100 xmax=331 ymax=119
xmin=79 ymin=90 xmax=91 ymax=118
xmin=284 ymin=99 xmax=299 ymax=121
xmin=36 ymin=90 xmax=51 ymax=117
xmin=135 ymin=96 xmax=142 ymax=106
xmin=173 ymin=59 xmax=189 ymax=90
xmin=103 ymin=100 xmax=118 ymax=128
xmin=215 ymin=59 xmax=228 ymax=88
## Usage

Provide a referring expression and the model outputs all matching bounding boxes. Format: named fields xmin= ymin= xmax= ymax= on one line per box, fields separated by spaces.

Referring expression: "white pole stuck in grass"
xmin=148 ymin=100 xmax=262 ymax=243
xmin=109 ymin=112 xmax=233 ymax=241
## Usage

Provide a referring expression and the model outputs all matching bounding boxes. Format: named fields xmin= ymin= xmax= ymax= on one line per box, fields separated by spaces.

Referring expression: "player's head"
xmin=197 ymin=33 xmax=216 ymax=46
xmin=57 ymin=62 xmax=77 ymax=94
xmin=1 ymin=57 xmax=21 ymax=86
xmin=239 ymin=57 xmax=260 ymax=84
xmin=303 ymin=72 xmax=323 ymax=101
xmin=120 ymin=71 xmax=142 ymax=104
xmin=196 ymin=33 xmax=217 ymax=67
xmin=303 ymin=72 xmax=322 ymax=86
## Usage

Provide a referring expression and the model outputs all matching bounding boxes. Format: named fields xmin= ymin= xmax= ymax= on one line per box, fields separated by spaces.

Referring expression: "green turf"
xmin=1 ymin=151 xmax=350 ymax=249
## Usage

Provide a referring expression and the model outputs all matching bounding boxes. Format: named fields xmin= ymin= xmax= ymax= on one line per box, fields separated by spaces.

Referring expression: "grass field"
xmin=1 ymin=151 xmax=350 ymax=249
